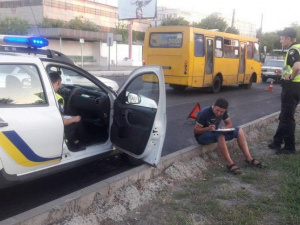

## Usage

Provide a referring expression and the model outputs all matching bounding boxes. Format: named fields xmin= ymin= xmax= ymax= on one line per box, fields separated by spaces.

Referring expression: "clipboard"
xmin=211 ymin=128 xmax=235 ymax=134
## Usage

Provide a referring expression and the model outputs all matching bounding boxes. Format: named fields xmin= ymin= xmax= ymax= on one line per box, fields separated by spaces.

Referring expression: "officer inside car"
xmin=49 ymin=71 xmax=86 ymax=151
xmin=268 ymin=27 xmax=300 ymax=154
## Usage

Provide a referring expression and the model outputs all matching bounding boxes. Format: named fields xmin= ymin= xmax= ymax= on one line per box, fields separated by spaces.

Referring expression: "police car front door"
xmin=111 ymin=66 xmax=166 ymax=166
xmin=0 ymin=62 xmax=63 ymax=176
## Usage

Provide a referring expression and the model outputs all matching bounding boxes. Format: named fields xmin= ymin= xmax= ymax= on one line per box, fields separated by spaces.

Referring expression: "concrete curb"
xmin=1 ymin=111 xmax=281 ymax=225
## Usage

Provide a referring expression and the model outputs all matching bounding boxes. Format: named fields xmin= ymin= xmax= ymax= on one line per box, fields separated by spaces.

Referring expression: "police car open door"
xmin=111 ymin=66 xmax=166 ymax=166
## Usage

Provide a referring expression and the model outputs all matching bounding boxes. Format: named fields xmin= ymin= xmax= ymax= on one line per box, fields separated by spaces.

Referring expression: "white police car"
xmin=0 ymin=35 xmax=166 ymax=189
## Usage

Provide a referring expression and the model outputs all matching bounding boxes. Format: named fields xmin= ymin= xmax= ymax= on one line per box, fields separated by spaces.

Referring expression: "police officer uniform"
xmin=271 ymin=28 xmax=300 ymax=154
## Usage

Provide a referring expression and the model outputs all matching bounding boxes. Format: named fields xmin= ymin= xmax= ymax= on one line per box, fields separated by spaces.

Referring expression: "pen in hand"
xmin=207 ymin=121 xmax=216 ymax=131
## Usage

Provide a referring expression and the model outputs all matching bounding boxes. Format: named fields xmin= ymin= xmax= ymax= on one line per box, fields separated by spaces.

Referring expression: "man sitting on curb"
xmin=193 ymin=98 xmax=263 ymax=175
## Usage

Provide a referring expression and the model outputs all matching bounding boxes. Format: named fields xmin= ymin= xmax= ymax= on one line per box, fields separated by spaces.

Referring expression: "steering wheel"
xmin=65 ymin=87 xmax=83 ymax=115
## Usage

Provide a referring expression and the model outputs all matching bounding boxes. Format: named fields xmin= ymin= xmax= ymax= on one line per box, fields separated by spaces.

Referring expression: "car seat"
xmin=5 ymin=75 xmax=22 ymax=90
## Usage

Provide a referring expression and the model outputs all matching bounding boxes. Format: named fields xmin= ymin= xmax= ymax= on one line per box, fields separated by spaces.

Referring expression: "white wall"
xmin=100 ymin=42 xmax=143 ymax=66
xmin=48 ymin=39 xmax=143 ymax=67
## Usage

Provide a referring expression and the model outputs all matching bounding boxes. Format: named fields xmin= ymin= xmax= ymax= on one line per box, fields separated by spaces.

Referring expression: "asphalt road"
xmin=0 ymin=80 xmax=282 ymax=222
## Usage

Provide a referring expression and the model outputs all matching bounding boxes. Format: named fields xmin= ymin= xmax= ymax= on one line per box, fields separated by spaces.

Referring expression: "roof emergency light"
xmin=0 ymin=35 xmax=49 ymax=48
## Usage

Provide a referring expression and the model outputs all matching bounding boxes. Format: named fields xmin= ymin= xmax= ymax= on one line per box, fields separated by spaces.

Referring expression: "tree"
xmin=41 ymin=17 xmax=65 ymax=28
xmin=0 ymin=17 xmax=29 ymax=35
xmin=67 ymin=17 xmax=99 ymax=32
xmin=114 ymin=23 xmax=128 ymax=43
xmin=259 ymin=31 xmax=280 ymax=53
xmin=161 ymin=17 xmax=190 ymax=26
xmin=225 ymin=26 xmax=240 ymax=35
xmin=193 ymin=15 xmax=228 ymax=32
xmin=291 ymin=23 xmax=300 ymax=42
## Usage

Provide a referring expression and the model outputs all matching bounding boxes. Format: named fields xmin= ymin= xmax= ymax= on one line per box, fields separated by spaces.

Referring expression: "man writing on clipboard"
xmin=194 ymin=98 xmax=263 ymax=175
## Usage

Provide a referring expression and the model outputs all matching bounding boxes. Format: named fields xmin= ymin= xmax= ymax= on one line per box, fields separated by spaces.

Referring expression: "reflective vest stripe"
xmin=283 ymin=44 xmax=300 ymax=82
xmin=56 ymin=93 xmax=64 ymax=113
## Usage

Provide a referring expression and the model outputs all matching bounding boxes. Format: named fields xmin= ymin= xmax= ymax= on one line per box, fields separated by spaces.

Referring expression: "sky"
xmin=94 ymin=0 xmax=299 ymax=32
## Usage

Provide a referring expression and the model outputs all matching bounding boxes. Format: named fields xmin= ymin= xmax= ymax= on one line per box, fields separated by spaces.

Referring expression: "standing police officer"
xmin=268 ymin=27 xmax=300 ymax=154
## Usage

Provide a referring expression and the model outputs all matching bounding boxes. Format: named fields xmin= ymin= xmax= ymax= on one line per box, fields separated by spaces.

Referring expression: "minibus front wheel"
xmin=211 ymin=76 xmax=222 ymax=93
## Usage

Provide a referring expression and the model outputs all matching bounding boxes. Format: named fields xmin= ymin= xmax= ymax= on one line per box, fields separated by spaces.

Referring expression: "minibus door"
xmin=238 ymin=42 xmax=246 ymax=83
xmin=204 ymin=38 xmax=214 ymax=86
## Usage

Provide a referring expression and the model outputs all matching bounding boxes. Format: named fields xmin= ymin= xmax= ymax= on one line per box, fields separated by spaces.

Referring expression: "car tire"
xmin=262 ymin=77 xmax=268 ymax=83
xmin=211 ymin=76 xmax=222 ymax=93
xmin=243 ymin=76 xmax=253 ymax=89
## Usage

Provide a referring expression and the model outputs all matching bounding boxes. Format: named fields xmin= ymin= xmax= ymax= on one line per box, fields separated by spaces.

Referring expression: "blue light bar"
xmin=3 ymin=36 xmax=49 ymax=48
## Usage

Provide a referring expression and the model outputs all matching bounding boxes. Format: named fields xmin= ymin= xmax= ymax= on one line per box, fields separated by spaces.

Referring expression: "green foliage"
xmin=114 ymin=23 xmax=128 ymax=43
xmin=193 ymin=15 xmax=228 ymax=32
xmin=259 ymin=31 xmax=281 ymax=53
xmin=260 ymin=23 xmax=300 ymax=54
xmin=67 ymin=17 xmax=99 ymax=32
xmin=113 ymin=23 xmax=144 ymax=43
xmin=133 ymin=30 xmax=145 ymax=42
xmin=40 ymin=17 xmax=100 ymax=32
xmin=161 ymin=17 xmax=190 ymax=26
xmin=41 ymin=17 xmax=65 ymax=28
xmin=291 ymin=23 xmax=300 ymax=43
xmin=0 ymin=17 xmax=29 ymax=35
xmin=225 ymin=26 xmax=240 ymax=35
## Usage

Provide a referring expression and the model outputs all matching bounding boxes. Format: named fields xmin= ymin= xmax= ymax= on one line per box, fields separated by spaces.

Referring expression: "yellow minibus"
xmin=143 ymin=26 xmax=261 ymax=92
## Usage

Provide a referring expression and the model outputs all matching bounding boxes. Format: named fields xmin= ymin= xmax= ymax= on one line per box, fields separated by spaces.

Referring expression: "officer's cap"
xmin=278 ymin=27 xmax=297 ymax=38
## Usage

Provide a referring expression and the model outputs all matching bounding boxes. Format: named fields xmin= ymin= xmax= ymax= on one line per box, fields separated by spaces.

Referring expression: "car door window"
xmin=0 ymin=64 xmax=46 ymax=106
xmin=126 ymin=74 xmax=159 ymax=108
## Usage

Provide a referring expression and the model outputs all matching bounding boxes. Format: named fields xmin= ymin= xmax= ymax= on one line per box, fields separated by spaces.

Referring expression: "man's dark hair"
xmin=277 ymin=27 xmax=297 ymax=38
xmin=214 ymin=98 xmax=229 ymax=109
xmin=49 ymin=72 xmax=62 ymax=84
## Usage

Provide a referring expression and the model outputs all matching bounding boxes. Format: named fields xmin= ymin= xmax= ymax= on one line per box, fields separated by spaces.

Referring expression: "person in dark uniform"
xmin=49 ymin=72 xmax=85 ymax=151
xmin=268 ymin=27 xmax=300 ymax=154
xmin=194 ymin=98 xmax=263 ymax=175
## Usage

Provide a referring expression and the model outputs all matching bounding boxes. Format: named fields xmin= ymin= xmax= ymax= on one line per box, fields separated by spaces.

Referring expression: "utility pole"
xmin=128 ymin=20 xmax=133 ymax=59
xmin=231 ymin=9 xmax=235 ymax=28
xmin=260 ymin=13 xmax=263 ymax=33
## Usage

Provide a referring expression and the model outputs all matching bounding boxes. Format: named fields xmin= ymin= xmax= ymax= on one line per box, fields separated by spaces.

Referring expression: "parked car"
xmin=261 ymin=60 xmax=284 ymax=83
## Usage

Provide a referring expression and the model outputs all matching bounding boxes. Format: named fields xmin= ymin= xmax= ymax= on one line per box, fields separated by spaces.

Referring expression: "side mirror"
xmin=126 ymin=92 xmax=141 ymax=104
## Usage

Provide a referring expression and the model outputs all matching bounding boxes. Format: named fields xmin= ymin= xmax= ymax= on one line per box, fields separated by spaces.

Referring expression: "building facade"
xmin=0 ymin=0 xmax=151 ymax=32
xmin=0 ymin=0 xmax=148 ymax=66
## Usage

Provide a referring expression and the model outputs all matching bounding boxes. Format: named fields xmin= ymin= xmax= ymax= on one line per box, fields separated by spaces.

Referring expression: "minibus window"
xmin=224 ymin=39 xmax=239 ymax=58
xmin=247 ymin=42 xmax=254 ymax=59
xmin=149 ymin=32 xmax=183 ymax=48
xmin=194 ymin=34 xmax=204 ymax=57
xmin=253 ymin=43 xmax=260 ymax=62
xmin=215 ymin=36 xmax=223 ymax=58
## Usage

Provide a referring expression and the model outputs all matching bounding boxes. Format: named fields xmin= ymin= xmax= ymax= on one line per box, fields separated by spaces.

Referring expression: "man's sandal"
xmin=245 ymin=158 xmax=263 ymax=168
xmin=227 ymin=164 xmax=242 ymax=175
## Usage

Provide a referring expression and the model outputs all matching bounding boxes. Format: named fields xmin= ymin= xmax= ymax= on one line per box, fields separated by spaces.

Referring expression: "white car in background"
xmin=57 ymin=68 xmax=119 ymax=92
xmin=261 ymin=60 xmax=284 ymax=83
xmin=96 ymin=76 xmax=119 ymax=92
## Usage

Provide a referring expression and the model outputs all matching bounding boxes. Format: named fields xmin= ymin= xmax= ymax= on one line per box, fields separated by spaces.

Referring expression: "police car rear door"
xmin=0 ymin=57 xmax=63 ymax=176
xmin=111 ymin=66 xmax=166 ymax=166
